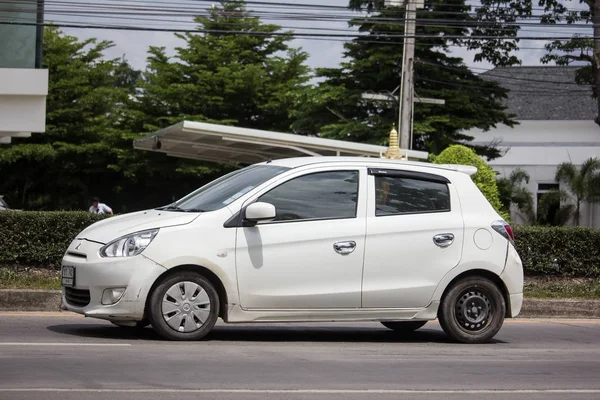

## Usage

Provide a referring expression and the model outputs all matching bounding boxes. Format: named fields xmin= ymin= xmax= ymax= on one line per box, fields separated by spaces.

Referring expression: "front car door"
xmin=235 ymin=167 xmax=367 ymax=309
xmin=362 ymin=168 xmax=464 ymax=309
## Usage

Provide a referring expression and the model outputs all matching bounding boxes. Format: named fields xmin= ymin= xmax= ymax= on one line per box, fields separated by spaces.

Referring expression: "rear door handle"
xmin=433 ymin=233 xmax=455 ymax=248
xmin=334 ymin=241 xmax=356 ymax=255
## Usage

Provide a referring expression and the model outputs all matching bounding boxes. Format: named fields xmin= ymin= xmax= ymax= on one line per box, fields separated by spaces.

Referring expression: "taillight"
xmin=492 ymin=220 xmax=514 ymax=243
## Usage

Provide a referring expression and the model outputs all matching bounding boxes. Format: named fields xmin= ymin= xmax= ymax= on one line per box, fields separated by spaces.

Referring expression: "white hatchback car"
xmin=62 ymin=157 xmax=523 ymax=343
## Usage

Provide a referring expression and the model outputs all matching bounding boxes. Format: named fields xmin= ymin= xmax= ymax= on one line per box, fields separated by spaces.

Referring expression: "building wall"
xmin=0 ymin=69 xmax=48 ymax=142
xmin=468 ymin=120 xmax=600 ymax=228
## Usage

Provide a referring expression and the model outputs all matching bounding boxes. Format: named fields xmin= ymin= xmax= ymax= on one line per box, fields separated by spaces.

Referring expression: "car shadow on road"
xmin=46 ymin=323 xmax=506 ymax=344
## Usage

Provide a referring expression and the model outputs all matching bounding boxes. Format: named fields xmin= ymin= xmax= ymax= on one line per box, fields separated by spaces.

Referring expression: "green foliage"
xmin=0 ymin=212 xmax=106 ymax=267
xmin=432 ymin=145 xmax=507 ymax=219
xmin=291 ymin=1 xmax=515 ymax=158
xmin=514 ymin=226 xmax=600 ymax=277
xmin=496 ymin=168 xmax=535 ymax=222
xmin=134 ymin=0 xmax=310 ymax=133
xmin=555 ymin=158 xmax=600 ymax=226
xmin=0 ymin=2 xmax=310 ymax=213
xmin=536 ymin=189 xmax=575 ymax=226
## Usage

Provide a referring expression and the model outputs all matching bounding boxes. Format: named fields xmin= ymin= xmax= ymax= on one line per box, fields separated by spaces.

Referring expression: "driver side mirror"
xmin=244 ymin=202 xmax=276 ymax=226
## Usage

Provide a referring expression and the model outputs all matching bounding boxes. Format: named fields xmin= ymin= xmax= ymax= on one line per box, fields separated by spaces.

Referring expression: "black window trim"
xmin=368 ymin=168 xmax=450 ymax=184
xmin=224 ymin=169 xmax=361 ymax=227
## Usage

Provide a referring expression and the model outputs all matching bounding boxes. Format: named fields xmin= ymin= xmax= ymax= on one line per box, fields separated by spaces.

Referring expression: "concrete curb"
xmin=0 ymin=289 xmax=62 ymax=312
xmin=519 ymin=298 xmax=600 ymax=318
xmin=1 ymin=290 xmax=599 ymax=318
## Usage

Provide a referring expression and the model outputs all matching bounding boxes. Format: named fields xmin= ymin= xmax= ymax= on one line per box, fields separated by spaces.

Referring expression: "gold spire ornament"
xmin=384 ymin=124 xmax=406 ymax=160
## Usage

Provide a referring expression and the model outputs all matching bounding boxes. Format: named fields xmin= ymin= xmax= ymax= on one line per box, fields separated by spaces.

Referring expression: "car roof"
xmin=264 ymin=157 xmax=477 ymax=176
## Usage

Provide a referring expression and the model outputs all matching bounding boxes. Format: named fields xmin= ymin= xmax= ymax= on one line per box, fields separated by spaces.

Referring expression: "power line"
xmin=0 ymin=19 xmax=594 ymax=41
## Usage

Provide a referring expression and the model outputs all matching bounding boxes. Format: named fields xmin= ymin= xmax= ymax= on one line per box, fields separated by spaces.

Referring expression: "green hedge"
xmin=1 ymin=212 xmax=599 ymax=277
xmin=513 ymin=226 xmax=600 ymax=277
xmin=0 ymin=212 xmax=106 ymax=268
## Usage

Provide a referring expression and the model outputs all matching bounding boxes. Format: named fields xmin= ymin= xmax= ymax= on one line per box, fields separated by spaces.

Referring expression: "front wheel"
xmin=148 ymin=273 xmax=220 ymax=341
xmin=438 ymin=277 xmax=506 ymax=344
xmin=381 ymin=321 xmax=427 ymax=332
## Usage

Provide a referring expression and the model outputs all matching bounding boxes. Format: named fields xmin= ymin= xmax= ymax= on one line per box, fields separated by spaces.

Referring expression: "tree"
xmin=0 ymin=27 xmax=224 ymax=212
xmin=431 ymin=145 xmax=508 ymax=219
xmin=291 ymin=0 xmax=515 ymax=158
xmin=496 ymin=169 xmax=536 ymax=222
xmin=133 ymin=0 xmax=310 ymax=134
xmin=0 ymin=26 xmax=129 ymax=210
xmin=555 ymin=157 xmax=600 ymax=226
xmin=472 ymin=0 xmax=600 ymax=124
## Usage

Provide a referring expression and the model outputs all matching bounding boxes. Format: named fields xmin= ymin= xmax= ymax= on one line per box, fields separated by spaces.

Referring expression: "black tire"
xmin=381 ymin=321 xmax=427 ymax=332
xmin=438 ymin=276 xmax=506 ymax=344
xmin=148 ymin=273 xmax=220 ymax=341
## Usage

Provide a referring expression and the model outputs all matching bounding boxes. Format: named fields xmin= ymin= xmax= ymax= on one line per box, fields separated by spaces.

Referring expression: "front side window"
xmin=375 ymin=176 xmax=450 ymax=216
xmin=258 ymin=171 xmax=359 ymax=222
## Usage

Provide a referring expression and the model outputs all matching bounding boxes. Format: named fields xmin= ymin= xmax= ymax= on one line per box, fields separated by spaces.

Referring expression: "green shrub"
xmin=432 ymin=144 xmax=508 ymax=220
xmin=514 ymin=226 xmax=600 ymax=277
xmin=0 ymin=211 xmax=106 ymax=268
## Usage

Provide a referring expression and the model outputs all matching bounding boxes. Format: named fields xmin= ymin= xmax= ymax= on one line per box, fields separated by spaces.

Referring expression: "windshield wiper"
xmin=157 ymin=205 xmax=187 ymax=212
xmin=156 ymin=205 xmax=205 ymax=212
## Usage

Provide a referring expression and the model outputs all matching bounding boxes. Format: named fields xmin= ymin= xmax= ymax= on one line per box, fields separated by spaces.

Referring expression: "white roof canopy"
xmin=134 ymin=121 xmax=428 ymax=166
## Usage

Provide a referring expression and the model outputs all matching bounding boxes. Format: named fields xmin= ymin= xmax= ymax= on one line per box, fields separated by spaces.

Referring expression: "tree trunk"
xmin=576 ymin=198 xmax=581 ymax=226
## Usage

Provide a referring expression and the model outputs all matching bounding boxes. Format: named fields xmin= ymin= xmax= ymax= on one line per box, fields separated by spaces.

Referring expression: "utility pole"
xmin=385 ymin=0 xmax=425 ymax=152
xmin=397 ymin=0 xmax=417 ymax=152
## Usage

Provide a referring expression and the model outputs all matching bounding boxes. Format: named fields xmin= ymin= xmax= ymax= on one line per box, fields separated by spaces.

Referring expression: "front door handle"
xmin=334 ymin=241 xmax=356 ymax=255
xmin=433 ymin=233 xmax=455 ymax=248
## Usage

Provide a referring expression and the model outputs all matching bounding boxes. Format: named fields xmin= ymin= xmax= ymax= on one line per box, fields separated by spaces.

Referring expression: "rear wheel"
xmin=438 ymin=276 xmax=506 ymax=344
xmin=148 ymin=273 xmax=219 ymax=341
xmin=381 ymin=321 xmax=427 ymax=332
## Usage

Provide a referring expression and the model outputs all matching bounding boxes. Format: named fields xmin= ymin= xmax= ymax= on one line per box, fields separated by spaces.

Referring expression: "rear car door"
xmin=361 ymin=168 xmax=464 ymax=308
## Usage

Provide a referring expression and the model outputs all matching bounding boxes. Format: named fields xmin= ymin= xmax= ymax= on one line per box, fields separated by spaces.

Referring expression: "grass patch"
xmin=524 ymin=276 xmax=600 ymax=299
xmin=0 ymin=267 xmax=61 ymax=290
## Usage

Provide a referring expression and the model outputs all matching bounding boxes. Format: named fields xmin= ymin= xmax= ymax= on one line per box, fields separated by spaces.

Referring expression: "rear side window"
xmin=375 ymin=176 xmax=450 ymax=216
xmin=258 ymin=171 xmax=359 ymax=222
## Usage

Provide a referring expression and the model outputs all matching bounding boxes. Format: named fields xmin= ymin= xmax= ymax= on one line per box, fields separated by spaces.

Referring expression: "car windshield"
xmin=165 ymin=164 xmax=290 ymax=212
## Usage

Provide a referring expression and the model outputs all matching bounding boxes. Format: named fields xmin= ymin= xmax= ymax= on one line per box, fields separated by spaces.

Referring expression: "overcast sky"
xmin=53 ymin=0 xmax=586 ymax=73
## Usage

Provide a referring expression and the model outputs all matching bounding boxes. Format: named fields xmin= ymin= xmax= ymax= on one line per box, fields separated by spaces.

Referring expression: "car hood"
xmin=77 ymin=209 xmax=201 ymax=244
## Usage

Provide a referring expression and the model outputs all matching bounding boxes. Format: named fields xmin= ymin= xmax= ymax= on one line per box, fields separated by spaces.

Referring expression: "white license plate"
xmin=62 ymin=266 xmax=75 ymax=287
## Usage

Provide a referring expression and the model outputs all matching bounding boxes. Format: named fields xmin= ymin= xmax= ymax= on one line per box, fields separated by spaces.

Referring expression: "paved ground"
xmin=0 ymin=313 xmax=599 ymax=400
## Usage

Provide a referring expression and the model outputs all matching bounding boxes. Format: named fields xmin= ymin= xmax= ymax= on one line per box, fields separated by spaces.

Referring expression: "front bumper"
xmin=61 ymin=239 xmax=167 ymax=322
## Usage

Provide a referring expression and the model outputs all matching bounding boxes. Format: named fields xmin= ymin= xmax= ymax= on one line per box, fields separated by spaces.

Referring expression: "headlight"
xmin=100 ymin=229 xmax=159 ymax=258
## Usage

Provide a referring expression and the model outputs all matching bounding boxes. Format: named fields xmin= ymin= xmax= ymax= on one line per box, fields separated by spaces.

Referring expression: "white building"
xmin=0 ymin=0 xmax=48 ymax=144
xmin=468 ymin=66 xmax=600 ymax=227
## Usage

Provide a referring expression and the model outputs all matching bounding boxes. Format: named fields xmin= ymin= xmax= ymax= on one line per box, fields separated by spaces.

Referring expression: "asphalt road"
xmin=0 ymin=313 xmax=599 ymax=400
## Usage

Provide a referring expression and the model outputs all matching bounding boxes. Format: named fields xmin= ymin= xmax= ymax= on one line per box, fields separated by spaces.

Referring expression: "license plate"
xmin=62 ymin=266 xmax=75 ymax=287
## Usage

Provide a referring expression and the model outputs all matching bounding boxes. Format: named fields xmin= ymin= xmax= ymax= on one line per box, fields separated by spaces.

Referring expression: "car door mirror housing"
xmin=245 ymin=202 xmax=276 ymax=224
